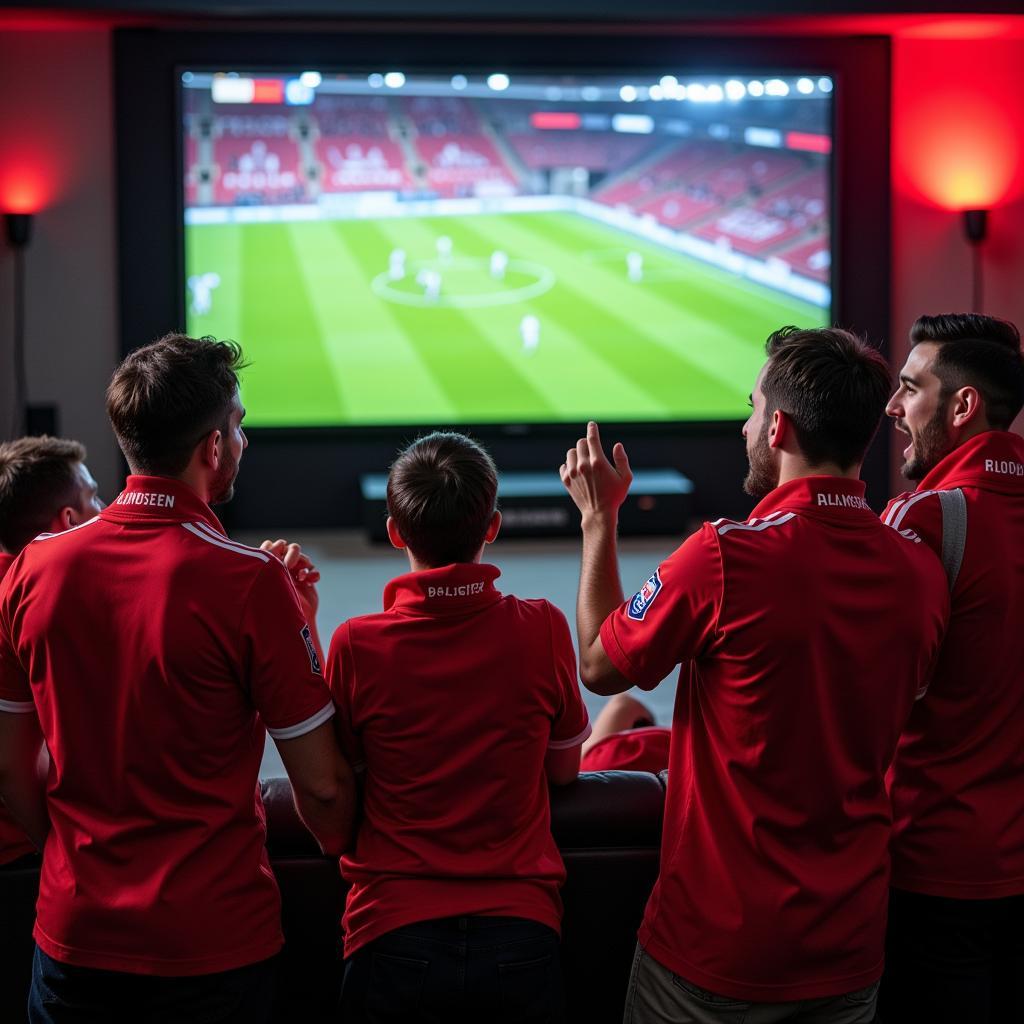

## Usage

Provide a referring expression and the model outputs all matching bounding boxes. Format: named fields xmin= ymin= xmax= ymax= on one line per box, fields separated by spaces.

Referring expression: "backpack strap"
xmin=938 ymin=488 xmax=967 ymax=592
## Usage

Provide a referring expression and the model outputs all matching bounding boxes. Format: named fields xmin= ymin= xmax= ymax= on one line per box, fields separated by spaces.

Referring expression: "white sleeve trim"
xmin=548 ymin=720 xmax=593 ymax=750
xmin=0 ymin=698 xmax=36 ymax=714
xmin=266 ymin=702 xmax=335 ymax=741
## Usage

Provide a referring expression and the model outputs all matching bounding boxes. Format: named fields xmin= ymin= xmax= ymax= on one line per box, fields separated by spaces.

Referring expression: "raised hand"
xmin=559 ymin=421 xmax=633 ymax=524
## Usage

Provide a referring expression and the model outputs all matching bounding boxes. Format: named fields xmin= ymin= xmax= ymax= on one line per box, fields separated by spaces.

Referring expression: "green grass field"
xmin=184 ymin=210 xmax=826 ymax=427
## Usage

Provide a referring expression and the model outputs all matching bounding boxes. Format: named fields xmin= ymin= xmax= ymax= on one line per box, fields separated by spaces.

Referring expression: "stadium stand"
xmin=213 ymin=136 xmax=304 ymax=204
xmin=315 ymin=137 xmax=413 ymax=193
xmin=506 ymin=131 xmax=657 ymax=174
xmin=776 ymin=235 xmax=831 ymax=282
xmin=413 ymin=134 xmax=518 ymax=197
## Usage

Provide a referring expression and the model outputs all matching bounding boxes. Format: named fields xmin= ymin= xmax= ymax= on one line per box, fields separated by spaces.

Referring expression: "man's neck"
xmin=132 ymin=467 xmax=209 ymax=505
xmin=777 ymin=454 xmax=860 ymax=488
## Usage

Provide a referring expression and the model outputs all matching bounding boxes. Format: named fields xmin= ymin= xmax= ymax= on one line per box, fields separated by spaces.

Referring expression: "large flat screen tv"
xmin=180 ymin=68 xmax=833 ymax=429
xmin=117 ymin=28 xmax=888 ymax=526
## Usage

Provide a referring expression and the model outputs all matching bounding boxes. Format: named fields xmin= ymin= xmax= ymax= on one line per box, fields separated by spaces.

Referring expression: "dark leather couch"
xmin=1 ymin=770 xmax=665 ymax=1023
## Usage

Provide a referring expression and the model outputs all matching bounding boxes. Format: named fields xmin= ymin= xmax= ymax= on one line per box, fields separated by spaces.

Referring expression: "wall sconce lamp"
xmin=962 ymin=208 xmax=989 ymax=312
xmin=4 ymin=211 xmax=34 ymax=438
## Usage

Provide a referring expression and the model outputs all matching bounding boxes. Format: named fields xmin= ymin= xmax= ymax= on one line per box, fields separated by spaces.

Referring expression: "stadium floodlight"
xmin=384 ymin=71 xmax=406 ymax=89
xmin=649 ymin=84 xmax=665 ymax=101
xmin=581 ymin=86 xmax=602 ymax=101
xmin=181 ymin=71 xmax=194 ymax=84
xmin=725 ymin=80 xmax=746 ymax=101
xmin=487 ymin=73 xmax=510 ymax=91
xmin=451 ymin=74 xmax=469 ymax=90
xmin=619 ymin=84 xmax=638 ymax=103
xmin=687 ymin=83 xmax=707 ymax=102
xmin=818 ymin=77 xmax=834 ymax=93
xmin=659 ymin=75 xmax=678 ymax=91
xmin=299 ymin=71 xmax=322 ymax=89
xmin=705 ymin=84 xmax=725 ymax=102
xmin=367 ymin=73 xmax=385 ymax=88
xmin=796 ymin=77 xmax=814 ymax=95
xmin=612 ymin=113 xmax=654 ymax=134
xmin=674 ymin=84 xmax=688 ymax=100
xmin=747 ymin=80 xmax=766 ymax=97
xmin=765 ymin=79 xmax=790 ymax=96
xmin=545 ymin=86 xmax=563 ymax=101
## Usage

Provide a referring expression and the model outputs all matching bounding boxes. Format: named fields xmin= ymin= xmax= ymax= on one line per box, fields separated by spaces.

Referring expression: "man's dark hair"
xmin=761 ymin=326 xmax=892 ymax=470
xmin=0 ymin=436 xmax=87 ymax=553
xmin=106 ymin=334 xmax=247 ymax=475
xmin=909 ymin=313 xmax=1024 ymax=430
xmin=386 ymin=432 xmax=498 ymax=567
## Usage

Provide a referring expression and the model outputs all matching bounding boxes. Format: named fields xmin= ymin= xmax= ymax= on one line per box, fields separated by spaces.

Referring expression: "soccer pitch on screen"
xmin=184 ymin=210 xmax=826 ymax=428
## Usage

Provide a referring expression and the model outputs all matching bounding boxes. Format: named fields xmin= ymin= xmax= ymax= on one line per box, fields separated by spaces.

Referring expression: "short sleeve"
xmin=0 ymin=576 xmax=34 ymax=713
xmin=547 ymin=604 xmax=591 ymax=749
xmin=240 ymin=560 xmax=335 ymax=740
xmin=325 ymin=621 xmax=365 ymax=770
xmin=882 ymin=490 xmax=943 ymax=556
xmin=600 ymin=525 xmax=723 ymax=690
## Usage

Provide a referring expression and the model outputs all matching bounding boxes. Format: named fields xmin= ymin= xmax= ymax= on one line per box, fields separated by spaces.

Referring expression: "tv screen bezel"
xmin=115 ymin=26 xmax=890 ymax=527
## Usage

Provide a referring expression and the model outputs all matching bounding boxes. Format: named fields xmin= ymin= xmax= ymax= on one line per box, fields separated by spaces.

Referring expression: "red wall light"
xmin=0 ymin=162 xmax=58 ymax=215
xmin=893 ymin=36 xmax=1023 ymax=212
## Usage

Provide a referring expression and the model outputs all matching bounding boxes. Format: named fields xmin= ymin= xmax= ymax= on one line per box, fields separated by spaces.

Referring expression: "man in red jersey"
xmin=0 ymin=436 xmax=105 ymax=871
xmin=880 ymin=313 xmax=1024 ymax=1024
xmin=579 ymin=693 xmax=670 ymax=774
xmin=561 ymin=327 xmax=948 ymax=1023
xmin=0 ymin=437 xmax=105 ymax=1023
xmin=0 ymin=335 xmax=355 ymax=1024
xmin=327 ymin=432 xmax=590 ymax=1024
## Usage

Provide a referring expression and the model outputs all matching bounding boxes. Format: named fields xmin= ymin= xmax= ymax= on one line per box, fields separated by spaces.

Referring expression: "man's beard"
xmin=901 ymin=407 xmax=954 ymax=481
xmin=210 ymin=450 xmax=240 ymax=505
xmin=743 ymin=418 xmax=778 ymax=498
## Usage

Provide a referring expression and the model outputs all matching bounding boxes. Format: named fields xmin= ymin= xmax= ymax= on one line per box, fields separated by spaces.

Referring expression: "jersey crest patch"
xmin=300 ymin=624 xmax=322 ymax=676
xmin=627 ymin=570 xmax=663 ymax=621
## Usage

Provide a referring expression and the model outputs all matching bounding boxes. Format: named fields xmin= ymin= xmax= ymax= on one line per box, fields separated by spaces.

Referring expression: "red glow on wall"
xmin=893 ymin=37 xmax=1024 ymax=212
xmin=0 ymin=163 xmax=57 ymax=214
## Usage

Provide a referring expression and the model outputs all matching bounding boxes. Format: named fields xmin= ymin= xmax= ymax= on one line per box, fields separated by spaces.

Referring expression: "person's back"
xmin=3 ymin=480 xmax=327 ymax=970
xmin=561 ymin=327 xmax=949 ymax=1023
xmin=881 ymin=313 xmax=1024 ymax=1023
xmin=328 ymin=432 xmax=589 ymax=1024
xmin=0 ymin=335 xmax=353 ymax=1024
xmin=625 ymin=478 xmax=946 ymax=996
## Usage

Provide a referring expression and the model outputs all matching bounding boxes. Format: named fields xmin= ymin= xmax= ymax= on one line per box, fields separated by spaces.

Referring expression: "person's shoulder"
xmin=502 ymin=594 xmax=566 ymax=625
xmin=881 ymin=489 xmax=943 ymax=531
xmin=18 ymin=515 xmax=106 ymax=571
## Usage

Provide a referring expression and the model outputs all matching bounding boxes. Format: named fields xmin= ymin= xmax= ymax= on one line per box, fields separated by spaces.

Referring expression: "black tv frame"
xmin=115 ymin=26 xmax=890 ymax=530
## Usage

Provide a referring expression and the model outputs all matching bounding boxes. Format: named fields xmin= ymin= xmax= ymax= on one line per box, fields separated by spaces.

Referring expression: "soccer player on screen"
xmin=490 ymin=249 xmax=508 ymax=280
xmin=880 ymin=314 xmax=1024 ymax=1024
xmin=187 ymin=271 xmax=220 ymax=316
xmin=328 ymin=432 xmax=590 ymax=1024
xmin=627 ymin=250 xmax=643 ymax=282
xmin=561 ymin=327 xmax=948 ymax=1023
xmin=520 ymin=313 xmax=540 ymax=353
xmin=387 ymin=248 xmax=406 ymax=281
xmin=0 ymin=334 xmax=355 ymax=1024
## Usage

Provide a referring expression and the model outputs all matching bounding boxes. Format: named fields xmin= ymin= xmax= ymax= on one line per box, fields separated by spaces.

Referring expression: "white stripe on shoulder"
xmin=0 ymin=698 xmax=36 ymax=714
xmin=882 ymin=497 xmax=909 ymax=526
xmin=190 ymin=521 xmax=273 ymax=559
xmin=710 ymin=509 xmax=786 ymax=531
xmin=181 ymin=522 xmax=270 ymax=562
xmin=548 ymin=719 xmax=593 ymax=750
xmin=266 ymin=702 xmax=336 ymax=741
xmin=717 ymin=511 xmax=797 ymax=537
xmin=891 ymin=491 xmax=938 ymax=531
xmin=31 ymin=516 xmax=101 ymax=543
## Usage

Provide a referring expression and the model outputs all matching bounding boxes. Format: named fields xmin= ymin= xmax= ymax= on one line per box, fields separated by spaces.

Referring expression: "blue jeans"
xmin=339 ymin=915 xmax=565 ymax=1023
xmin=28 ymin=945 xmax=278 ymax=1024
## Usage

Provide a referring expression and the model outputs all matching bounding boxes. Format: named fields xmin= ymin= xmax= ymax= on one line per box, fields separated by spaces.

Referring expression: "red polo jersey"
xmin=580 ymin=727 xmax=671 ymax=774
xmin=0 ymin=476 xmax=334 ymax=976
xmin=327 ymin=562 xmax=591 ymax=958
xmin=0 ymin=551 xmax=37 ymax=867
xmin=600 ymin=477 xmax=948 ymax=1002
xmin=883 ymin=431 xmax=1024 ymax=899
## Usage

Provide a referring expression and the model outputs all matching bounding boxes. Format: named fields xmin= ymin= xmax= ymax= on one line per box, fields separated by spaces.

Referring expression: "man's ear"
xmin=769 ymin=409 xmax=788 ymax=450
xmin=50 ymin=507 xmax=75 ymax=533
xmin=385 ymin=516 xmax=407 ymax=551
xmin=200 ymin=428 xmax=222 ymax=471
xmin=950 ymin=385 xmax=983 ymax=430
xmin=484 ymin=509 xmax=501 ymax=545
